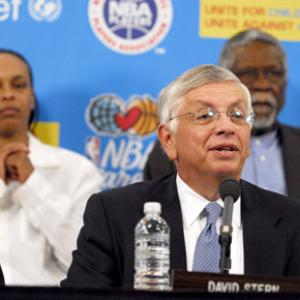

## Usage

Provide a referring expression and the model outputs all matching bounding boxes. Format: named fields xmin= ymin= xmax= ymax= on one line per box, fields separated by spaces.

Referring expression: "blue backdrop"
xmin=1 ymin=0 xmax=300 ymax=189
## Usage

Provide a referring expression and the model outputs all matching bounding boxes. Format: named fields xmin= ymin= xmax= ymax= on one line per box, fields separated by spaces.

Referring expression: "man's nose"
xmin=214 ymin=113 xmax=235 ymax=135
xmin=251 ymin=70 xmax=272 ymax=91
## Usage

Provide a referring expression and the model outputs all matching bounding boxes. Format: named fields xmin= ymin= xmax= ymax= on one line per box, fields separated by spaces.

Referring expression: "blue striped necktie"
xmin=192 ymin=202 xmax=223 ymax=272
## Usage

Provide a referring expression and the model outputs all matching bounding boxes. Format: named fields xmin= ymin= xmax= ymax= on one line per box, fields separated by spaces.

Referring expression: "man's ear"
xmin=157 ymin=123 xmax=178 ymax=161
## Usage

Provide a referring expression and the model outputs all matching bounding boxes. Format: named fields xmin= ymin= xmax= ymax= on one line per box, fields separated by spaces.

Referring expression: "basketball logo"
xmin=88 ymin=0 xmax=173 ymax=55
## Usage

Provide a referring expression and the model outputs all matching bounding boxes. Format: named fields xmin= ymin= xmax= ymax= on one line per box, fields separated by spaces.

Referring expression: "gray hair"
xmin=219 ymin=29 xmax=287 ymax=81
xmin=158 ymin=64 xmax=252 ymax=131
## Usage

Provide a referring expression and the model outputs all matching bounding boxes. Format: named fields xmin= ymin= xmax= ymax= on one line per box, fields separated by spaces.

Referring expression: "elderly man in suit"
xmin=62 ymin=64 xmax=300 ymax=289
xmin=144 ymin=29 xmax=300 ymax=199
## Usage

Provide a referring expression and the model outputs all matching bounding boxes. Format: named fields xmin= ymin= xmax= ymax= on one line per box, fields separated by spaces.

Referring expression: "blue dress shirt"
xmin=242 ymin=130 xmax=287 ymax=196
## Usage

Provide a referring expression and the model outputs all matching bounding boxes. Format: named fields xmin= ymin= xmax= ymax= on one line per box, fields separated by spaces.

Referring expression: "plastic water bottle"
xmin=134 ymin=202 xmax=171 ymax=291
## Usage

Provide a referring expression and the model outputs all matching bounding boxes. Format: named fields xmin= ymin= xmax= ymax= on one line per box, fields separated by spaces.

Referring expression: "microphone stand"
xmin=219 ymin=195 xmax=234 ymax=274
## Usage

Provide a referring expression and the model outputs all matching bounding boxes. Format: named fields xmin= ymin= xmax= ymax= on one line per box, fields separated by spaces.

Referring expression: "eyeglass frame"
xmin=167 ymin=107 xmax=255 ymax=127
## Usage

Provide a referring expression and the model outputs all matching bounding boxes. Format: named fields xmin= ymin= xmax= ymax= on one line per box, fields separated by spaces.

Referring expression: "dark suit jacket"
xmin=144 ymin=123 xmax=300 ymax=199
xmin=0 ymin=267 xmax=4 ymax=285
xmin=280 ymin=124 xmax=300 ymax=198
xmin=62 ymin=173 xmax=300 ymax=289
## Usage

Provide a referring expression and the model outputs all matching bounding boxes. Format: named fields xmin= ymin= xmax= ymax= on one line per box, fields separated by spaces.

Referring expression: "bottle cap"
xmin=144 ymin=202 xmax=161 ymax=214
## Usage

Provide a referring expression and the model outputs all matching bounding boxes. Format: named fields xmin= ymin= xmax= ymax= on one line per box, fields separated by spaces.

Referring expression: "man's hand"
xmin=0 ymin=144 xmax=32 ymax=183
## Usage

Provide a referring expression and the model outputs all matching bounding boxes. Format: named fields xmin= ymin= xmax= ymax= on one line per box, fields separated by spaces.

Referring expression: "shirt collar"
xmin=176 ymin=174 xmax=241 ymax=229
xmin=28 ymin=133 xmax=60 ymax=168
xmin=251 ymin=129 xmax=277 ymax=149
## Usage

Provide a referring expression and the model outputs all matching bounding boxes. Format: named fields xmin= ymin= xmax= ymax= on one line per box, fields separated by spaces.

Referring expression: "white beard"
xmin=251 ymin=93 xmax=277 ymax=130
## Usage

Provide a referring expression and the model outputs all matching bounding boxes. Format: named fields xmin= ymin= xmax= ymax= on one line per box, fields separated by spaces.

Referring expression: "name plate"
xmin=172 ymin=270 xmax=300 ymax=293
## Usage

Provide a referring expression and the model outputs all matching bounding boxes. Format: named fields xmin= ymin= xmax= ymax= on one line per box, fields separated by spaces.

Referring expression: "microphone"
xmin=218 ymin=178 xmax=241 ymax=274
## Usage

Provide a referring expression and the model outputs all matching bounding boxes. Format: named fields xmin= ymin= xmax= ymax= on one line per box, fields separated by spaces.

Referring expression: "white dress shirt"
xmin=0 ymin=133 xmax=102 ymax=286
xmin=176 ymin=174 xmax=244 ymax=274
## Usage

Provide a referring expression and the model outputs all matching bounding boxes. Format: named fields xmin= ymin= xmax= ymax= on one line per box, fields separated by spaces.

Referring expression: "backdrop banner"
xmin=1 ymin=0 xmax=300 ymax=190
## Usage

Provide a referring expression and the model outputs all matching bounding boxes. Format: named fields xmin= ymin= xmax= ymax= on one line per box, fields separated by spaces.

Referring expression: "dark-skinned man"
xmin=144 ymin=29 xmax=300 ymax=199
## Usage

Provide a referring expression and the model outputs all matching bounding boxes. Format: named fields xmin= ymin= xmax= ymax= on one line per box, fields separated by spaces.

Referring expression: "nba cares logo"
xmin=88 ymin=0 xmax=173 ymax=55
xmin=85 ymin=94 xmax=158 ymax=136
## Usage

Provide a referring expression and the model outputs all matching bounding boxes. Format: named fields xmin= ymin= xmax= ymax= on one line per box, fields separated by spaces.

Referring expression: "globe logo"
xmin=86 ymin=94 xmax=123 ymax=135
xmin=88 ymin=0 xmax=173 ymax=55
xmin=28 ymin=0 xmax=62 ymax=22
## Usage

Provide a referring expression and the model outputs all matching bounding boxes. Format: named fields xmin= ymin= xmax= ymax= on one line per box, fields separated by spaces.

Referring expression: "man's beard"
xmin=251 ymin=93 xmax=277 ymax=131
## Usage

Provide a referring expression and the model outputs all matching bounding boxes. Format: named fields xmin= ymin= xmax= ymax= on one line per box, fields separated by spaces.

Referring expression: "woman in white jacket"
xmin=0 ymin=49 xmax=102 ymax=286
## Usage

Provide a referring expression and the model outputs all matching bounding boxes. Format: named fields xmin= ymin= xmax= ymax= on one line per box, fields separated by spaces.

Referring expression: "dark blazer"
xmin=143 ymin=139 xmax=175 ymax=181
xmin=0 ymin=267 xmax=4 ymax=285
xmin=280 ymin=124 xmax=300 ymax=198
xmin=144 ymin=123 xmax=300 ymax=199
xmin=62 ymin=173 xmax=300 ymax=289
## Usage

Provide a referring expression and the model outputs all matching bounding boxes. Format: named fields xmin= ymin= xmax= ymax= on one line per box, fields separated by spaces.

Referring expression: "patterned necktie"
xmin=192 ymin=202 xmax=223 ymax=272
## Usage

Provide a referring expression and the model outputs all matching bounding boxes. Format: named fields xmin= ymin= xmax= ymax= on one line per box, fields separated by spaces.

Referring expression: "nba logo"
xmin=88 ymin=0 xmax=173 ymax=55
xmin=85 ymin=136 xmax=100 ymax=166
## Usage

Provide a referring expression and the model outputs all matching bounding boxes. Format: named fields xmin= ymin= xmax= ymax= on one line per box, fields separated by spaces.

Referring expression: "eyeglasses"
xmin=168 ymin=107 xmax=254 ymax=127
xmin=234 ymin=68 xmax=285 ymax=84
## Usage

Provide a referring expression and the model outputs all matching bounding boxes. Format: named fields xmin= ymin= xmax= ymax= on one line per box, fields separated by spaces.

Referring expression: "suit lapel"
xmin=241 ymin=180 xmax=287 ymax=276
xmin=279 ymin=124 xmax=300 ymax=198
xmin=148 ymin=173 xmax=187 ymax=271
